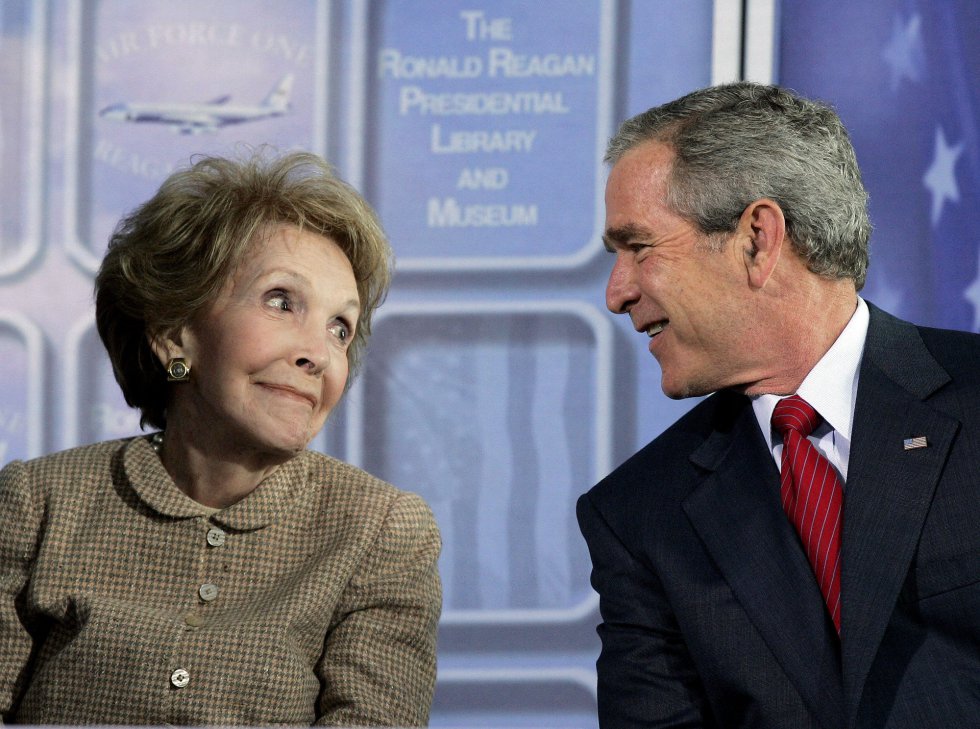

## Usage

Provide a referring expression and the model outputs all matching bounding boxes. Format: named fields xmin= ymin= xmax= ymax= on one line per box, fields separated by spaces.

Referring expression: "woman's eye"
xmin=329 ymin=321 xmax=350 ymax=343
xmin=267 ymin=292 xmax=291 ymax=311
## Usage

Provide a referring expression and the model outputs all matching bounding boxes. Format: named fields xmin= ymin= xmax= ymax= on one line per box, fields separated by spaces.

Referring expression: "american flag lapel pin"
xmin=903 ymin=436 xmax=929 ymax=450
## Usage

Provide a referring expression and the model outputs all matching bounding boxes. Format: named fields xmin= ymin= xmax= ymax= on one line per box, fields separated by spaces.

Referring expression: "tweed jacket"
xmin=0 ymin=436 xmax=442 ymax=726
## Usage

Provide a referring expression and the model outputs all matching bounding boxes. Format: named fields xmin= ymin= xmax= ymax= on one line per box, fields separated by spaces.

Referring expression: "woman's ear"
xmin=148 ymin=329 xmax=186 ymax=369
xmin=738 ymin=198 xmax=786 ymax=289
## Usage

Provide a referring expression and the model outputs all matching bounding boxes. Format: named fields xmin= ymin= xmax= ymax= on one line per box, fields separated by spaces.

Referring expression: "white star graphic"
xmin=863 ymin=272 xmax=904 ymax=318
xmin=881 ymin=13 xmax=924 ymax=91
xmin=923 ymin=126 xmax=964 ymax=226
xmin=964 ymin=251 xmax=980 ymax=332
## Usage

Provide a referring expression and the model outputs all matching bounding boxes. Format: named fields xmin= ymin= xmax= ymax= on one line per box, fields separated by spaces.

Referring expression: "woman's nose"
xmin=294 ymin=323 xmax=331 ymax=375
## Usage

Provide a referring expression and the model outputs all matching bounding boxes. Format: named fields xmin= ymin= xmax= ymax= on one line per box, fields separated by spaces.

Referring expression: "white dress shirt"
xmin=751 ymin=297 xmax=869 ymax=483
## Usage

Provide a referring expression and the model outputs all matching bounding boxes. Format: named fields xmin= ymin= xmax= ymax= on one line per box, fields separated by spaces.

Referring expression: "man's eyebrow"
xmin=602 ymin=223 xmax=650 ymax=251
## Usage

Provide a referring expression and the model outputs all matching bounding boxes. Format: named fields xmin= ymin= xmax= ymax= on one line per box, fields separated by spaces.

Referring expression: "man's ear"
xmin=738 ymin=198 xmax=786 ymax=289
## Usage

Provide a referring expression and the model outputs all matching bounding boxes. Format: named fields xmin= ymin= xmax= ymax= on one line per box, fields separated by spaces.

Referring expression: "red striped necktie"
xmin=771 ymin=395 xmax=843 ymax=634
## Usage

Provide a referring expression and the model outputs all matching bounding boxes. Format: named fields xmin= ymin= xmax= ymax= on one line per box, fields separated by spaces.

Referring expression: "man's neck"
xmin=740 ymin=280 xmax=859 ymax=397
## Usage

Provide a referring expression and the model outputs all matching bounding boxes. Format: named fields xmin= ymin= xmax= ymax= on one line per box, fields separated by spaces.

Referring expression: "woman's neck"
xmin=153 ymin=422 xmax=289 ymax=509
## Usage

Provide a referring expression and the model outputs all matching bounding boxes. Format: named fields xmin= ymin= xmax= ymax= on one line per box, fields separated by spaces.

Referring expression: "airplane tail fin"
xmin=263 ymin=74 xmax=294 ymax=111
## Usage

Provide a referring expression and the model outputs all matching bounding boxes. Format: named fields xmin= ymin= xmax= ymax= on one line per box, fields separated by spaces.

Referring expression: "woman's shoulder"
xmin=299 ymin=449 xmax=400 ymax=498
xmin=297 ymin=450 xmax=434 ymax=522
xmin=295 ymin=451 xmax=440 ymax=565
xmin=3 ymin=437 xmax=135 ymax=478
xmin=0 ymin=438 xmax=140 ymax=513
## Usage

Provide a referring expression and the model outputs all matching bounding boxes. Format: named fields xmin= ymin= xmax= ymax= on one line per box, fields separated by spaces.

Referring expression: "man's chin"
xmin=660 ymin=374 xmax=715 ymax=400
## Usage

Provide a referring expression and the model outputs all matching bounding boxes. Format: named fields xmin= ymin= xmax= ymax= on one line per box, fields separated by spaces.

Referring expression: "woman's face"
xmin=167 ymin=224 xmax=360 ymax=460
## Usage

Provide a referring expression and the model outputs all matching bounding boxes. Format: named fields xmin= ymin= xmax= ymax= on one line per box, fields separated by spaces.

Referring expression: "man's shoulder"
xmin=911 ymin=325 xmax=980 ymax=406
xmin=585 ymin=390 xmax=748 ymax=507
xmin=915 ymin=323 xmax=980 ymax=363
xmin=625 ymin=392 xmax=730 ymax=458
xmin=866 ymin=304 xmax=980 ymax=387
xmin=869 ymin=303 xmax=979 ymax=342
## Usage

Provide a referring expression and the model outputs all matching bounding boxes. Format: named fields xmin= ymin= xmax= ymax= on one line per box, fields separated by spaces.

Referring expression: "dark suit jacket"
xmin=578 ymin=304 xmax=980 ymax=728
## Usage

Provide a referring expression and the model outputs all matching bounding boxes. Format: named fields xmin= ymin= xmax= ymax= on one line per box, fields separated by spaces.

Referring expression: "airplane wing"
xmin=145 ymin=112 xmax=220 ymax=128
xmin=176 ymin=123 xmax=220 ymax=135
xmin=141 ymin=111 xmax=223 ymax=134
xmin=100 ymin=76 xmax=293 ymax=134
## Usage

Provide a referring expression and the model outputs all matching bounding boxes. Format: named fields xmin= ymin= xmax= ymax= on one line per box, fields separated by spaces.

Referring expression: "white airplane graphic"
xmin=99 ymin=74 xmax=294 ymax=135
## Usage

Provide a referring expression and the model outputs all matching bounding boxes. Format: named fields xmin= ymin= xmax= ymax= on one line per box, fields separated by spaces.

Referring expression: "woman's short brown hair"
xmin=95 ymin=148 xmax=392 ymax=431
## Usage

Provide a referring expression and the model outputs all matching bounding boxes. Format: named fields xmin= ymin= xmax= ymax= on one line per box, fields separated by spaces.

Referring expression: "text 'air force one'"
xmin=99 ymin=74 xmax=294 ymax=135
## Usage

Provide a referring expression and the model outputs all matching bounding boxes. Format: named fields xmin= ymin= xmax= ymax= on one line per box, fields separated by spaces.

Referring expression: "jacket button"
xmin=170 ymin=668 xmax=190 ymax=688
xmin=206 ymin=527 xmax=226 ymax=547
xmin=199 ymin=583 xmax=219 ymax=602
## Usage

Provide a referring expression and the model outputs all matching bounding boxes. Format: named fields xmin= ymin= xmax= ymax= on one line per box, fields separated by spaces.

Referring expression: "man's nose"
xmin=605 ymin=254 xmax=639 ymax=314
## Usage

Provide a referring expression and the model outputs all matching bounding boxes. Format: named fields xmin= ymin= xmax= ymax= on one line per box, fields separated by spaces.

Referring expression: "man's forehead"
xmin=613 ymin=138 xmax=675 ymax=171
xmin=606 ymin=141 xmax=674 ymax=207
xmin=607 ymin=140 xmax=675 ymax=198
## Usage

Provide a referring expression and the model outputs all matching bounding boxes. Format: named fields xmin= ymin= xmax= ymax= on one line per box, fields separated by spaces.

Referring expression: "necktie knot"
xmin=772 ymin=395 xmax=822 ymax=439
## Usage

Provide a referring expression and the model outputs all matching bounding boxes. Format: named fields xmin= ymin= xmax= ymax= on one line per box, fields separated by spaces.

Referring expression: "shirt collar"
xmin=752 ymin=297 xmax=869 ymax=449
xmin=124 ymin=436 xmax=314 ymax=530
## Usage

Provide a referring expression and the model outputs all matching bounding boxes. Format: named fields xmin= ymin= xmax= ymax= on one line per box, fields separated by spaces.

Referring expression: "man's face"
xmin=604 ymin=140 xmax=754 ymax=398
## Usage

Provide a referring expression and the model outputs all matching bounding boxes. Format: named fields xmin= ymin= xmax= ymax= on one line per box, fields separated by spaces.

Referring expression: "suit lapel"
xmin=840 ymin=306 xmax=959 ymax=724
xmin=683 ymin=394 xmax=843 ymax=729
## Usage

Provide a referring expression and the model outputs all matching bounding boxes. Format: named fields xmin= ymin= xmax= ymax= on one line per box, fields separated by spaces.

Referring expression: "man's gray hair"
xmin=606 ymin=82 xmax=870 ymax=288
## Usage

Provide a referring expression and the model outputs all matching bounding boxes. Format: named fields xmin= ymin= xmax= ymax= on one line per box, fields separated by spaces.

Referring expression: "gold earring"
xmin=167 ymin=358 xmax=190 ymax=382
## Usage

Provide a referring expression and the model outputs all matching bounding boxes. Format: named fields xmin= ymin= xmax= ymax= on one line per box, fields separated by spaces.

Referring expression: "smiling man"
xmin=577 ymin=83 xmax=980 ymax=728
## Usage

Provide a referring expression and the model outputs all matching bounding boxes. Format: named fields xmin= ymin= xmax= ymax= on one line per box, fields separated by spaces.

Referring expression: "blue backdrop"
xmin=0 ymin=1 xmax=977 ymax=726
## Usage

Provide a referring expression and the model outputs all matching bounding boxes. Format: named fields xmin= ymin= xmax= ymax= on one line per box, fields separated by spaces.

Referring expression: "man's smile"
xmin=646 ymin=320 xmax=667 ymax=338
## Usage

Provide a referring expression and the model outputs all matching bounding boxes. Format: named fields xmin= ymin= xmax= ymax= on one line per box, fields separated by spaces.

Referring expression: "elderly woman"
xmin=0 ymin=151 xmax=441 ymax=725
